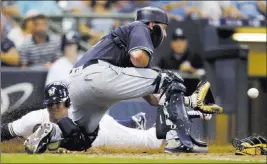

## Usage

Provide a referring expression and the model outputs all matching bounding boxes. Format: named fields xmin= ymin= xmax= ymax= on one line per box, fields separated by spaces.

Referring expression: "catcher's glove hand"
xmin=232 ymin=135 xmax=267 ymax=155
xmin=196 ymin=104 xmax=224 ymax=114
xmin=190 ymin=80 xmax=223 ymax=114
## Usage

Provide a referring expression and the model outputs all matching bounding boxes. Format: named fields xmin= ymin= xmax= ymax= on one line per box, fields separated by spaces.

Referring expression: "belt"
xmin=82 ymin=59 xmax=99 ymax=69
xmin=70 ymin=60 xmax=99 ymax=74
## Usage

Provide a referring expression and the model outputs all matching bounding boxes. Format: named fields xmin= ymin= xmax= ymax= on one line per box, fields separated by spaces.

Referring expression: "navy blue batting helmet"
xmin=135 ymin=6 xmax=168 ymax=25
xmin=43 ymin=81 xmax=70 ymax=106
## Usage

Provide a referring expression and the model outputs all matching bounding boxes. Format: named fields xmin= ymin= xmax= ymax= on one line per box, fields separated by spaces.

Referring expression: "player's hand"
xmin=189 ymin=81 xmax=223 ymax=114
xmin=129 ymin=49 xmax=149 ymax=67
xmin=188 ymin=80 xmax=210 ymax=108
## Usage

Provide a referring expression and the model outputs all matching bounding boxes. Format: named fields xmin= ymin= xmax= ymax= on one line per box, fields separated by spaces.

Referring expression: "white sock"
xmin=184 ymin=96 xmax=190 ymax=106
xmin=166 ymin=130 xmax=178 ymax=140
xmin=184 ymin=95 xmax=197 ymax=108
xmin=165 ymin=130 xmax=181 ymax=149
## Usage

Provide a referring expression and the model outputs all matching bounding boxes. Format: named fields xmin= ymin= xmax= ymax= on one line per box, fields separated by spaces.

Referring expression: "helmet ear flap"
xmin=150 ymin=24 xmax=163 ymax=48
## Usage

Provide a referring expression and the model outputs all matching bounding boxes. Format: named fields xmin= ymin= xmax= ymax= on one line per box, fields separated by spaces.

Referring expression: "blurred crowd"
xmin=1 ymin=1 xmax=266 ymax=77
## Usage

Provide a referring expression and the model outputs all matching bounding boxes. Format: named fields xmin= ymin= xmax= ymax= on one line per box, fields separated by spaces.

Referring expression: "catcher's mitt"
xmin=232 ymin=135 xmax=267 ymax=155
xmin=192 ymin=80 xmax=223 ymax=114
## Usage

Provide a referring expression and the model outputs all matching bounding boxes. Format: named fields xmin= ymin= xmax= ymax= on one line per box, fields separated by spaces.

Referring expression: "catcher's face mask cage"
xmin=232 ymin=135 xmax=267 ymax=155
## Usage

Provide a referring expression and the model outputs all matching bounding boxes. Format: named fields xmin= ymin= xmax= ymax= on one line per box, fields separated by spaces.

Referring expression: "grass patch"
xmin=1 ymin=153 xmax=265 ymax=163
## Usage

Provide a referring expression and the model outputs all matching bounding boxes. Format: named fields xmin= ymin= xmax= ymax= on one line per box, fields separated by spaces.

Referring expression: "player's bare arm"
xmin=142 ymin=94 xmax=160 ymax=106
xmin=129 ymin=49 xmax=150 ymax=67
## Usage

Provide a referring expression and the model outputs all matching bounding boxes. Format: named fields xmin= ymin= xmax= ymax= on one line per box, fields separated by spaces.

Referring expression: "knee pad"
xmin=152 ymin=70 xmax=186 ymax=97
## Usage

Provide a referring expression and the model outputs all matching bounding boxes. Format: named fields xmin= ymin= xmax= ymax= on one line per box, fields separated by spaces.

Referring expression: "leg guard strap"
xmin=156 ymin=106 xmax=170 ymax=139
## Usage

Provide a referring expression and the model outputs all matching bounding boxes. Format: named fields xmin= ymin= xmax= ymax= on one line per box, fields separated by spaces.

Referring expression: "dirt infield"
xmin=0 ymin=139 xmax=234 ymax=154
xmin=1 ymin=139 xmax=266 ymax=163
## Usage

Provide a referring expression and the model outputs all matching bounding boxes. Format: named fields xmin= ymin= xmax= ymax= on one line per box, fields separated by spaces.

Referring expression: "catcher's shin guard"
xmin=167 ymin=91 xmax=193 ymax=149
xmin=156 ymin=109 xmax=212 ymax=140
xmin=154 ymin=71 xmax=193 ymax=148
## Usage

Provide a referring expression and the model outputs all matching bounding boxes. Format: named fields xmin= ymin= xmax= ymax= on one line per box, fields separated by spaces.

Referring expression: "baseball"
xmin=247 ymin=88 xmax=259 ymax=99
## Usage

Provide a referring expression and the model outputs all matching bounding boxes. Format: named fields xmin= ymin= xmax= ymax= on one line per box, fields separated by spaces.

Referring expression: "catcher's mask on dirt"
xmin=43 ymin=81 xmax=70 ymax=107
xmin=135 ymin=6 xmax=168 ymax=48
xmin=232 ymin=135 xmax=267 ymax=155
